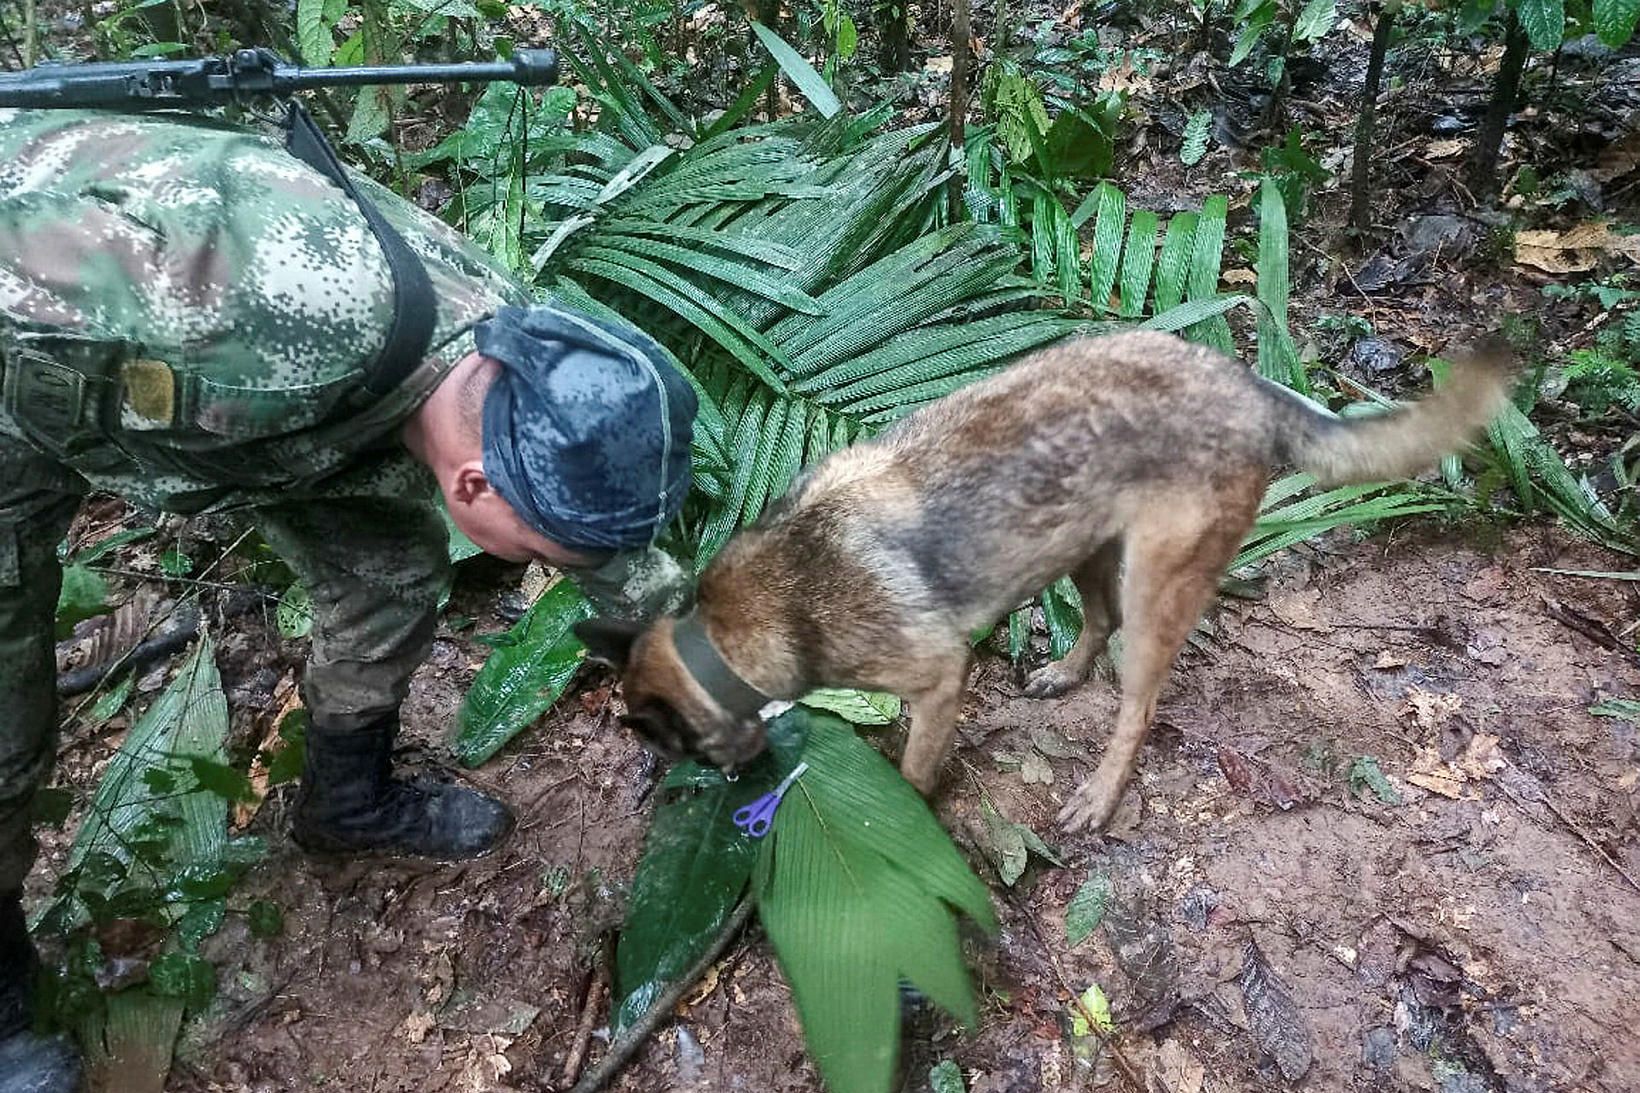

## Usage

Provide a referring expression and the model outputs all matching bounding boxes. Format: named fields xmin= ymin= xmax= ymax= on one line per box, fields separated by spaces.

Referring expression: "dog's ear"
xmin=573 ymin=617 xmax=644 ymax=671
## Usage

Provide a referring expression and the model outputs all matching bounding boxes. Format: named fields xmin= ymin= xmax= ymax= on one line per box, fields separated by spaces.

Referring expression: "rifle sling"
xmin=282 ymin=100 xmax=436 ymax=402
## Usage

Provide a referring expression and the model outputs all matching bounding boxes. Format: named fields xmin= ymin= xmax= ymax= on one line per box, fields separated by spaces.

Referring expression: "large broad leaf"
xmin=1517 ymin=0 xmax=1566 ymax=49
xmin=750 ymin=21 xmax=842 ymax=118
xmin=1255 ymin=178 xmax=1304 ymax=391
xmin=1593 ymin=0 xmax=1640 ymax=46
xmin=451 ymin=579 xmax=594 ymax=767
xmin=612 ymin=716 xmax=810 ymax=1034
xmin=754 ymin=714 xmax=997 ymax=1093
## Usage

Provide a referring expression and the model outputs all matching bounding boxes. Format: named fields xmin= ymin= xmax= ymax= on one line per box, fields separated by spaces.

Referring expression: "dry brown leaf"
xmin=1099 ymin=54 xmax=1151 ymax=96
xmin=232 ymin=674 xmax=301 ymax=831
xmin=1402 ymin=687 xmax=1462 ymax=731
xmin=402 ymin=1010 xmax=436 ymax=1045
xmin=681 ymin=963 xmax=722 ymax=1010
xmin=1373 ymin=650 xmax=1408 ymax=670
xmin=1515 ymin=222 xmax=1640 ymax=274
xmin=1223 ymin=268 xmax=1258 ymax=286
xmin=1152 ymin=1038 xmax=1206 ymax=1093
xmin=1425 ymin=138 xmax=1467 ymax=160
xmin=1592 ymin=120 xmax=1640 ymax=183
xmin=924 ymin=55 xmax=953 ymax=74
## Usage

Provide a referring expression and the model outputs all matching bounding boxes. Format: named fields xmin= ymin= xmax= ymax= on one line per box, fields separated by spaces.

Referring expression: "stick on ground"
xmin=566 ymin=898 xmax=755 ymax=1093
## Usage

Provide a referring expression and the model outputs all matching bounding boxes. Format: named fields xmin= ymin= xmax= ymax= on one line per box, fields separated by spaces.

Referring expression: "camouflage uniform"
xmin=0 ymin=107 xmax=542 ymax=889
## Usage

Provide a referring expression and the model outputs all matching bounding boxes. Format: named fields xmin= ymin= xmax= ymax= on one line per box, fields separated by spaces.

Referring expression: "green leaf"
xmin=1180 ymin=109 xmax=1212 ymax=166
xmin=979 ymin=799 xmax=1062 ymax=884
xmin=1255 ymin=178 xmax=1302 ymax=390
xmin=89 ymin=675 xmax=135 ymax=725
xmin=614 ymin=719 xmax=808 ymax=1034
xmin=1590 ymin=699 xmax=1640 ymax=721
xmin=1043 ymin=109 xmax=1114 ymax=180
xmin=149 ymin=952 xmax=217 ymax=1010
xmin=1086 ymin=182 xmax=1127 ymax=313
xmin=1230 ymin=4 xmax=1276 ymax=65
xmin=247 ymin=899 xmax=284 ymax=939
xmin=186 ymin=757 xmax=257 ymax=804
xmin=1593 ymin=0 xmax=1640 ymax=46
xmin=276 ymin=582 xmax=313 ymax=640
xmin=73 ymin=526 xmax=155 ymax=565
xmin=1517 ymin=0 xmax=1566 ymax=49
xmin=930 ymin=1059 xmax=967 ymax=1093
xmin=838 ymin=14 xmax=859 ymax=58
xmin=1293 ymin=0 xmax=1338 ymax=40
xmin=56 ymin=563 xmax=109 ymax=639
xmin=165 ymin=863 xmax=235 ymax=902
xmin=297 ymin=0 xmax=334 ymax=64
xmin=159 ymin=549 xmax=192 ymax=578
xmin=750 ymin=21 xmax=842 ymax=118
xmin=176 ymin=899 xmax=225 ymax=952
xmin=346 ymin=86 xmax=392 ymax=145
xmin=1349 ymin=756 xmax=1400 ymax=804
xmin=440 ymin=504 xmax=483 ymax=564
xmin=265 ymin=709 xmax=308 ymax=788
xmin=798 ymin=689 xmax=902 ymax=725
xmin=1185 ymin=195 xmax=1233 ymax=351
xmin=1066 ymin=872 xmax=1113 ymax=946
xmin=452 ymin=579 xmax=595 ymax=767
xmin=755 ymin=714 xmax=995 ymax=1093
xmin=1042 ymin=578 xmax=1083 ymax=660
xmin=1071 ymin=983 xmax=1115 ymax=1036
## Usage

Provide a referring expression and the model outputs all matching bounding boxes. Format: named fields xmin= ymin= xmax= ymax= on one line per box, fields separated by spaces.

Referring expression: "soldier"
xmin=0 ymin=108 xmax=697 ymax=1091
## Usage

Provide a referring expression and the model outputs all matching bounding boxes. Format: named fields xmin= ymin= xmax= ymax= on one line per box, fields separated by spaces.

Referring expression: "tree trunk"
xmin=1349 ymin=0 xmax=1398 ymax=232
xmin=947 ymin=0 xmax=972 ymax=220
xmin=1468 ymin=8 xmax=1529 ymax=201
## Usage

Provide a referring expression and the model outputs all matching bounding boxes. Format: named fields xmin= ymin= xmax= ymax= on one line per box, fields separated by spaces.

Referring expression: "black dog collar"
xmin=671 ymin=612 xmax=769 ymax=720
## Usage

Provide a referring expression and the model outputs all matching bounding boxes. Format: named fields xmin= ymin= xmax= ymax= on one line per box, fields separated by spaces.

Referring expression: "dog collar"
xmin=671 ymin=612 xmax=769 ymax=721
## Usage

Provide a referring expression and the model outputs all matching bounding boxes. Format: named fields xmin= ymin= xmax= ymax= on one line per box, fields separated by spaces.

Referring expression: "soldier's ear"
xmin=574 ymin=617 xmax=644 ymax=671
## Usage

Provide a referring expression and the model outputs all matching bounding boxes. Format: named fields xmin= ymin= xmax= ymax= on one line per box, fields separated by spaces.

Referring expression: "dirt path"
xmin=160 ymin=523 xmax=1638 ymax=1093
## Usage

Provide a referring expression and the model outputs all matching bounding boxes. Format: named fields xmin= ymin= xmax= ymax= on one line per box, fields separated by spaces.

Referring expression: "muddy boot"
xmin=289 ymin=714 xmax=514 ymax=860
xmin=0 ymin=893 xmax=83 ymax=1093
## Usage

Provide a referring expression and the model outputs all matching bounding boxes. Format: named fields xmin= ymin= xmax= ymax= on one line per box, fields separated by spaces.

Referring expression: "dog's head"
xmin=574 ymin=616 xmax=770 ymax=771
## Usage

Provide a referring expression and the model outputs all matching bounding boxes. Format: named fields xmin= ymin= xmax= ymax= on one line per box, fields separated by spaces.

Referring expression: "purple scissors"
xmin=732 ymin=761 xmax=810 ymax=838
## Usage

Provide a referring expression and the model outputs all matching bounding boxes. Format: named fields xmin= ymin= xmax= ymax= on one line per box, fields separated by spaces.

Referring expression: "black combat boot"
xmin=289 ymin=713 xmax=514 ymax=860
xmin=0 ymin=892 xmax=83 ymax=1093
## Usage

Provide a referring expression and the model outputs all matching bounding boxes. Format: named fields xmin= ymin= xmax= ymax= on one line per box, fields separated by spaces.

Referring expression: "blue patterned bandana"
xmin=476 ymin=305 xmax=696 ymax=552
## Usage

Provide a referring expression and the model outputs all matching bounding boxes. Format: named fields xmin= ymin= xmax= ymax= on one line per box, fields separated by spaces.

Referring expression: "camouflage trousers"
xmin=0 ymin=434 xmax=451 ymax=892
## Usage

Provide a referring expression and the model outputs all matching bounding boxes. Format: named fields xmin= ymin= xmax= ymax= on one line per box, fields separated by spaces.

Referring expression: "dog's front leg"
xmin=897 ymin=659 xmax=971 ymax=796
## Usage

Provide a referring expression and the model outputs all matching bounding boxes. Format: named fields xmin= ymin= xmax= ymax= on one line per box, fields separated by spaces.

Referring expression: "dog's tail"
xmin=1264 ymin=339 xmax=1517 ymax=487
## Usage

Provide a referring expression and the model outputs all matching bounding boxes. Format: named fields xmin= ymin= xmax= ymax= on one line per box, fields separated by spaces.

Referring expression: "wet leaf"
xmin=89 ymin=675 xmax=135 ymax=725
xmin=1239 ymin=939 xmax=1313 ymax=1080
xmin=1065 ymin=872 xmax=1113 ymax=946
xmin=614 ymin=716 xmax=809 ymax=1035
xmin=187 ymin=758 xmax=257 ymax=804
xmin=56 ymin=563 xmax=110 ymax=639
xmin=453 ymin=579 xmax=594 ymax=767
xmin=1180 ymin=109 xmax=1211 ymax=166
xmin=1591 ymin=699 xmax=1640 ymax=722
xmin=749 ymin=21 xmax=841 ymax=118
xmin=799 ymin=688 xmax=902 ymax=725
xmin=1104 ymin=892 xmax=1180 ymax=1025
xmin=1019 ymin=751 xmax=1054 ymax=785
xmin=979 ymin=800 xmax=1062 ymax=885
xmin=149 ymin=952 xmax=217 ymax=1011
xmin=276 ymin=583 xmax=313 ymax=640
xmin=175 ymin=900 xmax=225 ymax=952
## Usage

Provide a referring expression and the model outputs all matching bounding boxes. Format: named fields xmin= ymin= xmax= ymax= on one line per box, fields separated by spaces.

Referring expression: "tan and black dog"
xmin=576 ymin=330 xmax=1513 ymax=832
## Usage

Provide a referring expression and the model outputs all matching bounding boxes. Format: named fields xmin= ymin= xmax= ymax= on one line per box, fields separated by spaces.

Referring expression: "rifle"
xmin=0 ymin=46 xmax=562 ymax=400
xmin=0 ymin=46 xmax=559 ymax=109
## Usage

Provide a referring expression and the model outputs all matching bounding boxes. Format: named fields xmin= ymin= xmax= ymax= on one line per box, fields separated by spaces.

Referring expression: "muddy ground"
xmin=31 ymin=518 xmax=1632 ymax=1093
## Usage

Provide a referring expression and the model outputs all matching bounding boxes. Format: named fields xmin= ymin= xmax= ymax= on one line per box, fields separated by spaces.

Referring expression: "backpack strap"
xmin=281 ymin=100 xmax=437 ymax=400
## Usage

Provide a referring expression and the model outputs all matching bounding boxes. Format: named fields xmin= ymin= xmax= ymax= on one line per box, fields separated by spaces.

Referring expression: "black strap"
xmin=282 ymin=101 xmax=437 ymax=399
xmin=672 ymin=613 xmax=768 ymax=720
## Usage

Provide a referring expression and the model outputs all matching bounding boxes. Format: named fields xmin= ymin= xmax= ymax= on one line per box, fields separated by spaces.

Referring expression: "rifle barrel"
xmin=278 ymin=50 xmax=558 ymax=91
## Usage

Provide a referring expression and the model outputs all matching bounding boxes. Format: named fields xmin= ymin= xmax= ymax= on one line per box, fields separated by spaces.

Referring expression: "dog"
xmin=575 ymin=329 xmax=1514 ymax=832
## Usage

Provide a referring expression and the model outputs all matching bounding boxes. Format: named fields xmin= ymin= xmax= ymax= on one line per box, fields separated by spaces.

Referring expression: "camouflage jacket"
xmin=0 ymin=107 xmax=531 ymax=514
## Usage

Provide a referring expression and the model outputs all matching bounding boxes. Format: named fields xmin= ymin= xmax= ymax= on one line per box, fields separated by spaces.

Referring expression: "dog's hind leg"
xmin=1023 ymin=539 xmax=1123 ymax=699
xmin=897 ymin=653 xmax=973 ymax=796
xmin=1058 ymin=480 xmax=1262 ymax=833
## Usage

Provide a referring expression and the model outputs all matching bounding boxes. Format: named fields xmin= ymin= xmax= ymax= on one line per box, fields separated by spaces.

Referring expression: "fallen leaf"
xmin=1515 ymin=221 xmax=1640 ymax=274
xmin=924 ymin=55 xmax=953 ymax=74
xmin=1031 ymin=727 xmax=1090 ymax=761
xmin=683 ymin=963 xmax=721 ymax=1009
xmin=1065 ymin=872 xmax=1113 ymax=946
xmin=1402 ymin=687 xmax=1463 ymax=732
xmin=1373 ymin=650 xmax=1408 ymax=670
xmin=1223 ymin=268 xmax=1258 ymax=285
xmin=402 ymin=1010 xmax=436 ymax=1045
xmin=1425 ymin=137 xmax=1467 ymax=159
xmin=1591 ymin=121 xmax=1640 ymax=183
xmin=1020 ymin=751 xmax=1055 ymax=785
xmin=1239 ymin=940 xmax=1313 ymax=1081
xmin=1153 ymin=1038 xmax=1206 ymax=1093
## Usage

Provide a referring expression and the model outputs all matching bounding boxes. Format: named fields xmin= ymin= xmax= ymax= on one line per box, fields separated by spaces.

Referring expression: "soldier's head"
xmin=424 ymin=304 xmax=697 ymax=586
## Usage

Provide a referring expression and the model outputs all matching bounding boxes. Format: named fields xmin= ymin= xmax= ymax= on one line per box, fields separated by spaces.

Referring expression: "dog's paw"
xmin=1057 ymin=778 xmax=1124 ymax=833
xmin=1023 ymin=662 xmax=1087 ymax=699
